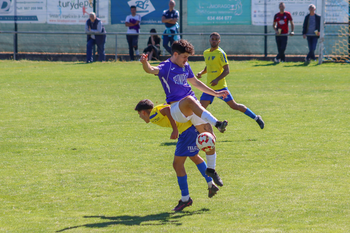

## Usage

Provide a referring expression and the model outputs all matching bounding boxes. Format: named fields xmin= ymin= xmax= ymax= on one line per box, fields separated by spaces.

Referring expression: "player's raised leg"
xmin=177 ymin=96 xmax=228 ymax=133
xmin=194 ymin=123 xmax=223 ymax=187
xmin=200 ymin=89 xmax=264 ymax=129
xmin=189 ymin=154 xmax=219 ymax=198
xmin=225 ymin=99 xmax=264 ymax=129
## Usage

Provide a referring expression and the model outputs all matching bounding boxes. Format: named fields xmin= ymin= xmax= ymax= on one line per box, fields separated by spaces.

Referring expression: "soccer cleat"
xmin=215 ymin=120 xmax=228 ymax=133
xmin=274 ymin=58 xmax=280 ymax=63
xmin=205 ymin=168 xmax=223 ymax=187
xmin=172 ymin=197 xmax=193 ymax=211
xmin=256 ymin=115 xmax=265 ymax=129
xmin=208 ymin=183 xmax=219 ymax=198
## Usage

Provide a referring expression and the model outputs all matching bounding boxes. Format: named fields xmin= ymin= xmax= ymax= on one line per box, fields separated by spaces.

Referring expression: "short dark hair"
xmin=135 ymin=99 xmax=154 ymax=111
xmin=130 ymin=5 xmax=136 ymax=9
xmin=210 ymin=32 xmax=220 ymax=39
xmin=171 ymin=39 xmax=195 ymax=55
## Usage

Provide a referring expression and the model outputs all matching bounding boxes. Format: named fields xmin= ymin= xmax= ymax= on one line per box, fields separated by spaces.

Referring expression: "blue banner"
xmin=187 ymin=0 xmax=251 ymax=25
xmin=111 ymin=0 xmax=169 ymax=24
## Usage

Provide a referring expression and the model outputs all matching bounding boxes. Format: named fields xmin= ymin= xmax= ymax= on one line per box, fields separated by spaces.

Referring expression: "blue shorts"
xmin=200 ymin=87 xmax=233 ymax=104
xmin=175 ymin=125 xmax=200 ymax=157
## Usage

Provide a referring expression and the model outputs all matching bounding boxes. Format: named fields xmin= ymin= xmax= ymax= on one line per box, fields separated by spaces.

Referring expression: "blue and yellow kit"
xmin=149 ymin=104 xmax=192 ymax=134
xmin=149 ymin=104 xmax=199 ymax=157
xmin=203 ymin=47 xmax=229 ymax=90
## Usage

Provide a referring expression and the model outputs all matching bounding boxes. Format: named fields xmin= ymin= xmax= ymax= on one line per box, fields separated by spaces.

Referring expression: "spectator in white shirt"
xmin=125 ymin=6 xmax=141 ymax=61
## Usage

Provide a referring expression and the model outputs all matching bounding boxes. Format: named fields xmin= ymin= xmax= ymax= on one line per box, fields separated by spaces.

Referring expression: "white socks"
xmin=206 ymin=152 xmax=217 ymax=169
xmin=200 ymin=110 xmax=218 ymax=126
xmin=181 ymin=195 xmax=190 ymax=202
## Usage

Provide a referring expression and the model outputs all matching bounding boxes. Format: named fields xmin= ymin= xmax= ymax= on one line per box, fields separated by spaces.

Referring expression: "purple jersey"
xmin=157 ymin=59 xmax=197 ymax=103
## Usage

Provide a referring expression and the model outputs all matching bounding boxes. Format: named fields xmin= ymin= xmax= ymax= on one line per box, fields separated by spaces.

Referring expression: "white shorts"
xmin=170 ymin=101 xmax=207 ymax=126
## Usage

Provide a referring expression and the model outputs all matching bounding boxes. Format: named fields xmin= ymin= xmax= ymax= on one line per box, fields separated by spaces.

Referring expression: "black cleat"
xmin=208 ymin=183 xmax=219 ymax=198
xmin=256 ymin=115 xmax=264 ymax=129
xmin=172 ymin=197 xmax=193 ymax=211
xmin=215 ymin=120 xmax=228 ymax=133
xmin=205 ymin=168 xmax=223 ymax=187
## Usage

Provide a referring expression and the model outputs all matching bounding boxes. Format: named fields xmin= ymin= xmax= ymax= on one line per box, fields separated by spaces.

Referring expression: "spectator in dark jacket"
xmin=302 ymin=4 xmax=321 ymax=62
xmin=143 ymin=29 xmax=161 ymax=61
xmin=85 ymin=12 xmax=106 ymax=63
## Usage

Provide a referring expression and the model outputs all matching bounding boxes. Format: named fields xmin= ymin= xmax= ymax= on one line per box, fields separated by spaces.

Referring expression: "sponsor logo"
xmin=0 ymin=0 xmax=12 ymax=14
xmin=58 ymin=0 xmax=92 ymax=10
xmin=173 ymin=73 xmax=188 ymax=85
xmin=188 ymin=146 xmax=198 ymax=153
xmin=128 ymin=0 xmax=155 ymax=18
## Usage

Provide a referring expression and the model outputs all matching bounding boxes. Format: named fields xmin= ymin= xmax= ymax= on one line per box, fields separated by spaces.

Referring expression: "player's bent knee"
xmin=181 ymin=96 xmax=196 ymax=106
xmin=206 ymin=148 xmax=216 ymax=155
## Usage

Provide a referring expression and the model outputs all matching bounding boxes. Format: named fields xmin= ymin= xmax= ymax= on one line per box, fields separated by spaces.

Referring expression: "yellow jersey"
xmin=203 ymin=47 xmax=229 ymax=90
xmin=150 ymin=104 xmax=192 ymax=134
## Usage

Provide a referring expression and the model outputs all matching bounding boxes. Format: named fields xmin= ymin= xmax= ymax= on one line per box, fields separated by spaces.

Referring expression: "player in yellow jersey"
xmin=196 ymin=32 xmax=265 ymax=129
xmin=135 ymin=99 xmax=220 ymax=211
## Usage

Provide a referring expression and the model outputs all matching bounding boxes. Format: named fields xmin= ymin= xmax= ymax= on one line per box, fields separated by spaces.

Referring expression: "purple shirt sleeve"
xmin=187 ymin=63 xmax=195 ymax=79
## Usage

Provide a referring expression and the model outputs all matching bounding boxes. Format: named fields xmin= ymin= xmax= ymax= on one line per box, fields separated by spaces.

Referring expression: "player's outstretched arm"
xmin=196 ymin=66 xmax=207 ymax=79
xmin=160 ymin=106 xmax=179 ymax=139
xmin=140 ymin=54 xmax=160 ymax=75
xmin=188 ymin=76 xmax=227 ymax=98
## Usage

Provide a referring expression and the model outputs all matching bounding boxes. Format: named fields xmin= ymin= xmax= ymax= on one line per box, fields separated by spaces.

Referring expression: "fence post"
xmin=115 ymin=35 xmax=118 ymax=61
xmin=180 ymin=0 xmax=183 ymax=39
xmin=93 ymin=0 xmax=96 ymax=61
xmin=318 ymin=0 xmax=326 ymax=64
xmin=264 ymin=26 xmax=267 ymax=57
xmin=13 ymin=0 xmax=18 ymax=60
xmin=264 ymin=0 xmax=267 ymax=57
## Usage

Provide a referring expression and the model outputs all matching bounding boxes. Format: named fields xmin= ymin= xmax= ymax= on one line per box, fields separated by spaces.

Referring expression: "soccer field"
xmin=1 ymin=60 xmax=349 ymax=232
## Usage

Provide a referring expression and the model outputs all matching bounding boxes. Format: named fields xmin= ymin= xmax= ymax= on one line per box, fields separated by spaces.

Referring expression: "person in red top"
xmin=273 ymin=2 xmax=294 ymax=63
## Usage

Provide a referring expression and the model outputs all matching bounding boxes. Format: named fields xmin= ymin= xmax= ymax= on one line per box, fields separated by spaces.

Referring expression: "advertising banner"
xmin=47 ymin=0 xmax=108 ymax=25
xmin=251 ymin=0 xmax=323 ymax=26
xmin=0 ymin=0 xmax=46 ymax=23
xmin=111 ymin=0 xmax=169 ymax=24
xmin=187 ymin=0 xmax=252 ymax=25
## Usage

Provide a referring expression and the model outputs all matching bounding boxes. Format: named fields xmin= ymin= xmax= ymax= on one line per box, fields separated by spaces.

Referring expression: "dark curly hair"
xmin=171 ymin=39 xmax=195 ymax=55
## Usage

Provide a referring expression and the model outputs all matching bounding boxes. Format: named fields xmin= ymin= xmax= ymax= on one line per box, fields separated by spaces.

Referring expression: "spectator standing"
xmin=302 ymin=4 xmax=321 ymax=62
xmin=125 ymin=6 xmax=141 ymax=61
xmin=143 ymin=29 xmax=161 ymax=61
xmin=162 ymin=0 xmax=180 ymax=55
xmin=85 ymin=12 xmax=106 ymax=63
xmin=273 ymin=2 xmax=294 ymax=63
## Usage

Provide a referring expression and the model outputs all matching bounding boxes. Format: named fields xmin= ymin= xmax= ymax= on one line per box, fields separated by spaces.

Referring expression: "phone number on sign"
xmin=207 ymin=16 xmax=233 ymax=20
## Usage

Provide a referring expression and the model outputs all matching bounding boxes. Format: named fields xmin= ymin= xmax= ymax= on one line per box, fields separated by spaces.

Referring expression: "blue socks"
xmin=244 ymin=108 xmax=257 ymax=120
xmin=177 ymin=175 xmax=189 ymax=197
xmin=196 ymin=161 xmax=213 ymax=183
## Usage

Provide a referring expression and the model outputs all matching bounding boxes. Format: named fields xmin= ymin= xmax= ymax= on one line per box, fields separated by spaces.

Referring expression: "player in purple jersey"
xmin=140 ymin=39 xmax=228 ymax=187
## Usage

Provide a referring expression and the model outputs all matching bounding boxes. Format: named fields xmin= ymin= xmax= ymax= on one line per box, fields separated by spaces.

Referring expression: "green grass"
xmin=0 ymin=60 xmax=349 ymax=232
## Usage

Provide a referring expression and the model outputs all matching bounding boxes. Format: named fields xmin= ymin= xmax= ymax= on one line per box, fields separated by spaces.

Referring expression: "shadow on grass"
xmin=283 ymin=62 xmax=311 ymax=67
xmin=69 ymin=62 xmax=113 ymax=65
xmin=160 ymin=142 xmax=177 ymax=146
xmin=253 ymin=62 xmax=279 ymax=67
xmin=57 ymin=208 xmax=210 ymax=232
